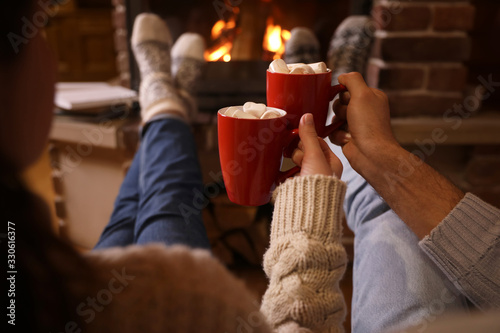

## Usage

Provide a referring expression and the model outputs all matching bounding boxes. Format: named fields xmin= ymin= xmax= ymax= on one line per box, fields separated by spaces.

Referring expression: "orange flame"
xmin=205 ymin=16 xmax=237 ymax=62
xmin=263 ymin=17 xmax=290 ymax=60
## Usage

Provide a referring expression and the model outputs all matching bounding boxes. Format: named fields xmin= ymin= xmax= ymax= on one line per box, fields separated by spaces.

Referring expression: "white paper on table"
xmin=55 ymin=82 xmax=137 ymax=111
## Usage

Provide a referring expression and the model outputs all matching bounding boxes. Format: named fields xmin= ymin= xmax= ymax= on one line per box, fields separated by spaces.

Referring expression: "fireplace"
xmin=118 ymin=0 xmax=354 ymax=112
xmin=110 ymin=0 xmax=500 ymax=256
xmin=112 ymin=0 xmax=358 ymax=277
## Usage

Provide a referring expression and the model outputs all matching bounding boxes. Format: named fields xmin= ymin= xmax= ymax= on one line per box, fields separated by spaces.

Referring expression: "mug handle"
xmin=276 ymin=128 xmax=301 ymax=185
xmin=321 ymin=83 xmax=348 ymax=137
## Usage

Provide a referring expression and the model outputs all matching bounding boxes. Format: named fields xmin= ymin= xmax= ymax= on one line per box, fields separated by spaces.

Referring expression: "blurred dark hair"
xmin=1 ymin=2 xmax=95 ymax=330
xmin=1 ymin=154 xmax=93 ymax=331
xmin=0 ymin=1 xmax=35 ymax=61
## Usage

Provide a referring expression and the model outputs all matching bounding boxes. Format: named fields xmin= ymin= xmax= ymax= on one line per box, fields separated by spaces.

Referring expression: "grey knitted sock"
xmin=131 ymin=13 xmax=189 ymax=124
xmin=327 ymin=16 xmax=374 ymax=84
xmin=171 ymin=33 xmax=206 ymax=122
xmin=284 ymin=27 xmax=321 ymax=64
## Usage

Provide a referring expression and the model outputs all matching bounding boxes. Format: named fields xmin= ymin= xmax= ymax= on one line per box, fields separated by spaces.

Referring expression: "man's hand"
xmin=292 ymin=113 xmax=343 ymax=178
xmin=328 ymin=72 xmax=464 ymax=239
xmin=330 ymin=72 xmax=400 ymax=175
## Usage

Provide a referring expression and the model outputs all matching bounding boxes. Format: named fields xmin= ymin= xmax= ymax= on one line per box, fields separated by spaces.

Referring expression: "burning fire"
xmin=204 ymin=12 xmax=290 ymax=62
xmin=263 ymin=17 xmax=290 ymax=60
xmin=205 ymin=18 xmax=236 ymax=62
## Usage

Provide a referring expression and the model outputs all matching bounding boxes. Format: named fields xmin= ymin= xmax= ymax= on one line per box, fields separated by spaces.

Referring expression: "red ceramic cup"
xmin=267 ymin=70 xmax=347 ymax=138
xmin=218 ymin=107 xmax=300 ymax=206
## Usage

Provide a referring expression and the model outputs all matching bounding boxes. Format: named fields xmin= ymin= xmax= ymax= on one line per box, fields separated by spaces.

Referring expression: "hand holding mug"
xmin=329 ymin=72 xmax=398 ymax=173
xmin=292 ymin=113 xmax=343 ymax=178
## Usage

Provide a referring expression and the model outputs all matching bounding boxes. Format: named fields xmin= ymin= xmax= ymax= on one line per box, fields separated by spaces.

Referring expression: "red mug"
xmin=218 ymin=107 xmax=300 ymax=206
xmin=267 ymin=70 xmax=347 ymax=138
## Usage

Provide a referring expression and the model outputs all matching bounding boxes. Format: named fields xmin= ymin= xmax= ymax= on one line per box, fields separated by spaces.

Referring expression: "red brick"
xmin=367 ymin=63 xmax=426 ymax=90
xmin=113 ymin=30 xmax=128 ymax=52
xmin=386 ymin=92 xmax=463 ymax=117
xmin=433 ymin=5 xmax=476 ymax=31
xmin=428 ymin=65 xmax=468 ymax=92
xmin=372 ymin=36 xmax=471 ymax=62
xmin=373 ymin=5 xmax=431 ymax=31
xmin=116 ymin=51 xmax=129 ymax=73
xmin=465 ymin=156 xmax=500 ymax=186
xmin=112 ymin=7 xmax=127 ymax=30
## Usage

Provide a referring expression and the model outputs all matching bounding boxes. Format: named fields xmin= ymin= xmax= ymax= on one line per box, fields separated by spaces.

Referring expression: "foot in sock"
xmin=327 ymin=16 xmax=374 ymax=84
xmin=284 ymin=27 xmax=321 ymax=64
xmin=132 ymin=13 xmax=194 ymax=124
xmin=171 ymin=33 xmax=206 ymax=122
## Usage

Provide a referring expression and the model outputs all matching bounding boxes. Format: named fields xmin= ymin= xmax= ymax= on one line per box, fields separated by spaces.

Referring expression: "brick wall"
xmin=111 ymin=0 xmax=131 ymax=87
xmin=464 ymin=145 xmax=500 ymax=208
xmin=368 ymin=0 xmax=476 ymax=116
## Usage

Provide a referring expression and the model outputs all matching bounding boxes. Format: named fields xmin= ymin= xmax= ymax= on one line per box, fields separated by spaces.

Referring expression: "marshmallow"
xmin=232 ymin=109 xmax=258 ymax=119
xmin=308 ymin=62 xmax=328 ymax=73
xmin=223 ymin=104 xmax=283 ymax=119
xmin=289 ymin=64 xmax=315 ymax=74
xmin=243 ymin=102 xmax=267 ymax=118
xmin=268 ymin=59 xmax=290 ymax=74
xmin=287 ymin=63 xmax=306 ymax=71
xmin=224 ymin=106 xmax=241 ymax=117
xmin=260 ymin=110 xmax=281 ymax=119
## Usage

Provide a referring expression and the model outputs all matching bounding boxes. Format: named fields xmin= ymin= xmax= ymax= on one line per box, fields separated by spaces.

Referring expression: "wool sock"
xmin=171 ymin=33 xmax=206 ymax=122
xmin=327 ymin=16 xmax=374 ymax=84
xmin=131 ymin=13 xmax=189 ymax=124
xmin=284 ymin=27 xmax=321 ymax=64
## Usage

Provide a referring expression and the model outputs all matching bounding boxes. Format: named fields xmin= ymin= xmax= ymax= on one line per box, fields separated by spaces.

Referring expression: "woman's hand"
xmin=292 ymin=113 xmax=343 ymax=178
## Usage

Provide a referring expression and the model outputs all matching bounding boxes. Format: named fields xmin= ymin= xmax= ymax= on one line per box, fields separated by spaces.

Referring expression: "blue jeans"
xmin=94 ymin=117 xmax=210 ymax=250
xmin=328 ymin=142 xmax=469 ymax=333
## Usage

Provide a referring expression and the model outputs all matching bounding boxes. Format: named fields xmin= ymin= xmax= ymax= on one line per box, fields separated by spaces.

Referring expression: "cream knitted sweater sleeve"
xmin=260 ymin=175 xmax=348 ymax=333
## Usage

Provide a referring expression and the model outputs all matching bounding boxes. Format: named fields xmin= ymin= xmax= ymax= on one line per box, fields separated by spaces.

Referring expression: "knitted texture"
xmin=419 ymin=192 xmax=500 ymax=310
xmin=86 ymin=244 xmax=272 ymax=332
xmin=261 ymin=175 xmax=348 ymax=333
xmin=131 ymin=14 xmax=200 ymax=124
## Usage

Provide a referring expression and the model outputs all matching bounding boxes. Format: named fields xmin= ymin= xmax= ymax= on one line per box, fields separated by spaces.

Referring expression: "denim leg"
xmin=134 ymin=118 xmax=210 ymax=250
xmin=93 ymin=149 xmax=140 ymax=249
xmin=328 ymin=141 xmax=469 ymax=333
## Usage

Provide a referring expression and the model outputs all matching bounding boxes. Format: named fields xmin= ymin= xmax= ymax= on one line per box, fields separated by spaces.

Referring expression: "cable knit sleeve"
xmin=419 ymin=193 xmax=500 ymax=310
xmin=260 ymin=175 xmax=348 ymax=333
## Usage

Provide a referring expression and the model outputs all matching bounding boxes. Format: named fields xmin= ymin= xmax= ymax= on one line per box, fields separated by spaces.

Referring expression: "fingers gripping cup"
xmin=266 ymin=67 xmax=347 ymax=138
xmin=218 ymin=106 xmax=300 ymax=206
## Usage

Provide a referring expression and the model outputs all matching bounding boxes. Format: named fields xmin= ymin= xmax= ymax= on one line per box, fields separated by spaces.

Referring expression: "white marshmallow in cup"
xmin=231 ymin=109 xmax=258 ymax=119
xmin=287 ymin=63 xmax=306 ymax=71
xmin=268 ymin=59 xmax=290 ymax=74
xmin=309 ymin=62 xmax=328 ymax=73
xmin=260 ymin=110 xmax=282 ymax=119
xmin=243 ymin=102 xmax=267 ymax=118
xmin=222 ymin=104 xmax=283 ymax=119
xmin=289 ymin=64 xmax=315 ymax=74
xmin=224 ymin=106 xmax=241 ymax=117
xmin=269 ymin=59 xmax=330 ymax=74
